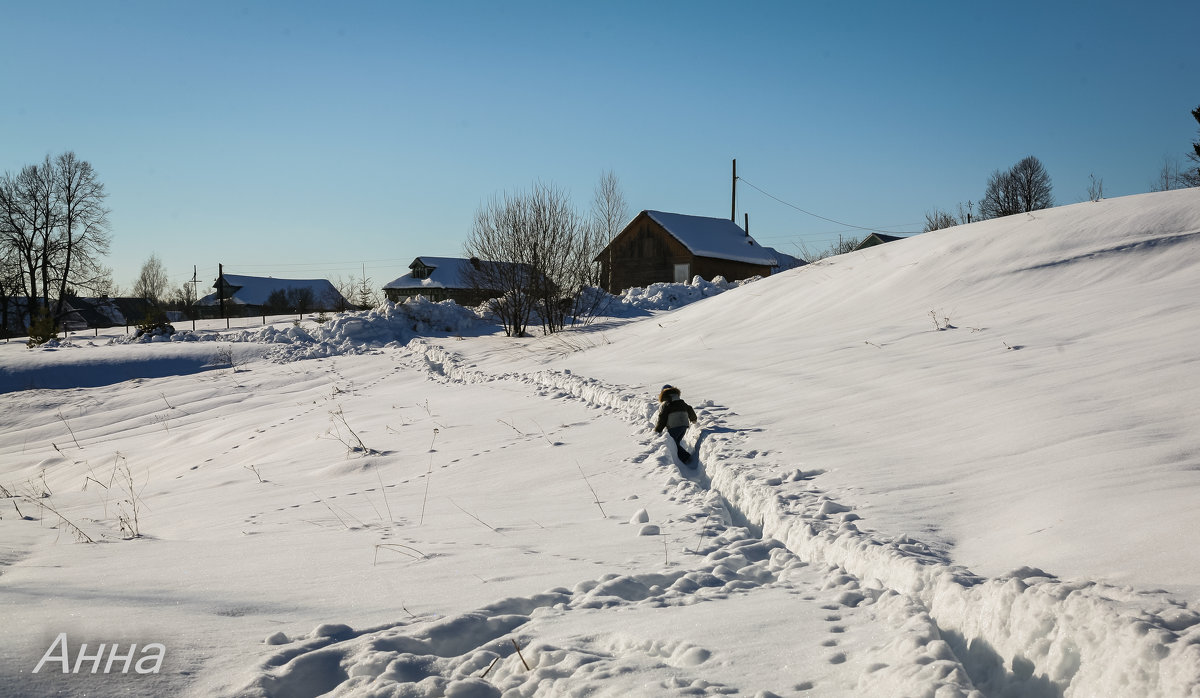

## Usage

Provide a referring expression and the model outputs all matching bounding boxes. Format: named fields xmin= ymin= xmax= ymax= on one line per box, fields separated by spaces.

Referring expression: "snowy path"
xmin=231 ymin=341 xmax=980 ymax=698
xmin=337 ymin=338 xmax=1199 ymax=698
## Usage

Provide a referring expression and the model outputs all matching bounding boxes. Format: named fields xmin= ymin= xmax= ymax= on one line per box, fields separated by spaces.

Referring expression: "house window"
xmin=673 ymin=263 xmax=690 ymax=283
xmin=412 ymin=265 xmax=429 ymax=280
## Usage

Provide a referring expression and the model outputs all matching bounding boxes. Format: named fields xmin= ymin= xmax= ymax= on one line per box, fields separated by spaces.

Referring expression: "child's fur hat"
xmin=659 ymin=385 xmax=681 ymax=403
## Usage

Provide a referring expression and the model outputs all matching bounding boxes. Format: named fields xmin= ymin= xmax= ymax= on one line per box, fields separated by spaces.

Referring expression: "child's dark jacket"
xmin=655 ymin=396 xmax=697 ymax=433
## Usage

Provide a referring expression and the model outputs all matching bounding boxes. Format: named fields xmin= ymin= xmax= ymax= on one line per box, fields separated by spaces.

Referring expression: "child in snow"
xmin=655 ymin=384 xmax=698 ymax=465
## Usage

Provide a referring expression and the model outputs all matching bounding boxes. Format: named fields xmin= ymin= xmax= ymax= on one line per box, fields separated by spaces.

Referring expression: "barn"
xmin=595 ymin=210 xmax=783 ymax=294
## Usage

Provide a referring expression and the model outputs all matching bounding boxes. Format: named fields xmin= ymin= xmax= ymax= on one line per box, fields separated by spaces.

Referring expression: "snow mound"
xmin=222 ymin=298 xmax=484 ymax=361
xmin=615 ymin=275 xmax=752 ymax=313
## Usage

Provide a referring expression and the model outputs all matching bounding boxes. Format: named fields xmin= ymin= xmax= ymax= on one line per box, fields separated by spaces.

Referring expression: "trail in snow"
xmin=350 ymin=339 xmax=1200 ymax=698
xmin=236 ymin=341 xmax=980 ymax=698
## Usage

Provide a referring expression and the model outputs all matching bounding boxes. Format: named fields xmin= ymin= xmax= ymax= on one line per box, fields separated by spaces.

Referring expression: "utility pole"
xmin=188 ymin=265 xmax=200 ymax=331
xmin=218 ymin=263 xmax=227 ymax=329
xmin=731 ymin=158 xmax=737 ymax=221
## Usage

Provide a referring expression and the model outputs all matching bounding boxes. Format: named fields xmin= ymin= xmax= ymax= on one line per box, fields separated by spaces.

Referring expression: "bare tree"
xmin=0 ymin=248 xmax=22 ymax=336
xmin=465 ymin=182 xmax=605 ymax=336
xmin=0 ymin=159 xmax=55 ymax=305
xmin=1151 ymin=154 xmax=1189 ymax=192
xmin=50 ymin=152 xmax=111 ymax=318
xmin=132 ymin=253 xmax=169 ymax=305
xmin=923 ymin=209 xmax=958 ymax=232
xmin=591 ymin=171 xmax=628 ymax=293
xmin=979 ymin=169 xmax=1019 ymax=220
xmin=0 ymin=152 xmax=111 ymax=329
xmin=167 ymin=281 xmax=198 ymax=319
xmin=797 ymin=234 xmax=861 ymax=261
xmin=463 ymin=201 xmax=538 ymax=336
xmin=980 ymin=156 xmax=1052 ymax=220
xmin=1086 ymin=174 xmax=1104 ymax=202
xmin=1010 ymin=156 xmax=1054 ymax=212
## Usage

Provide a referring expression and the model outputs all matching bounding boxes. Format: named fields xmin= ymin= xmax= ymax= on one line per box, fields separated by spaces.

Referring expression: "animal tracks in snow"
xmin=235 ymin=342 xmax=982 ymax=697
xmin=240 ymin=526 xmax=948 ymax=697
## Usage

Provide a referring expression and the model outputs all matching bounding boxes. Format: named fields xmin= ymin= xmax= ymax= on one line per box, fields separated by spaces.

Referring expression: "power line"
xmin=738 ymin=176 xmax=921 ymax=235
xmin=226 ymin=258 xmax=415 ymax=269
xmin=753 ymin=223 xmax=921 ymax=241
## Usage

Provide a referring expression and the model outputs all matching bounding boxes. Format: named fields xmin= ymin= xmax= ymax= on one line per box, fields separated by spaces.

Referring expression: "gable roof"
xmin=644 ymin=210 xmax=778 ymax=266
xmin=61 ymin=297 xmax=153 ymax=327
xmin=196 ymin=274 xmax=346 ymax=307
xmin=383 ymin=257 xmax=476 ymax=291
xmin=854 ymin=233 xmax=907 ymax=251
xmin=383 ymin=257 xmax=532 ymax=292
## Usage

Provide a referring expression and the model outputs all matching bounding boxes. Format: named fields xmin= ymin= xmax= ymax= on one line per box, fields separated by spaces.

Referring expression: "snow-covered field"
xmin=2 ymin=189 xmax=1199 ymax=697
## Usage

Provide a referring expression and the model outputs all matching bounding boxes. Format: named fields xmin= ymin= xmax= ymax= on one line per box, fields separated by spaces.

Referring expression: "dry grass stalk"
xmin=511 ymin=638 xmax=531 ymax=671
xmin=372 ymin=543 xmax=427 ymax=565
xmin=449 ymin=498 xmax=500 ymax=533
xmin=57 ymin=409 xmax=82 ymax=449
xmin=419 ymin=428 xmax=439 ymax=525
xmin=376 ymin=470 xmax=393 ymax=522
xmin=576 ymin=462 xmax=606 ymax=518
xmin=18 ymin=488 xmax=94 ymax=543
xmin=328 ymin=406 xmax=378 ymax=456
xmin=112 ymin=454 xmax=146 ymax=539
xmin=479 ymin=656 xmax=501 ymax=678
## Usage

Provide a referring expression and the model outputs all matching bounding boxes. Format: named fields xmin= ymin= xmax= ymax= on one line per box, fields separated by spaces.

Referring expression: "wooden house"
xmin=595 ymin=210 xmax=782 ymax=294
xmin=383 ymin=257 xmax=516 ymax=307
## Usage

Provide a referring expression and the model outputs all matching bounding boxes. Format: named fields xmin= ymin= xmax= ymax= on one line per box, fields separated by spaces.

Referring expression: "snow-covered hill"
xmin=1 ymin=189 xmax=1198 ymax=697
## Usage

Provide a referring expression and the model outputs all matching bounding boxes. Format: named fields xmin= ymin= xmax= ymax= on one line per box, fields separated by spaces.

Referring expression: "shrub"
xmin=26 ymin=308 xmax=58 ymax=347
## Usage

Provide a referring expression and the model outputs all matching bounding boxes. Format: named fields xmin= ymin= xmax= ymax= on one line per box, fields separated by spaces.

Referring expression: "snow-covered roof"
xmin=62 ymin=297 xmax=144 ymax=327
xmin=645 ymin=210 xmax=779 ymax=266
xmin=197 ymin=274 xmax=346 ymax=307
xmin=383 ymin=257 xmax=475 ymax=291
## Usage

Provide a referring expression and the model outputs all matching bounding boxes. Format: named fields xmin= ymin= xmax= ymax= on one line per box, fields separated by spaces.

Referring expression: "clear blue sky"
xmin=4 ymin=0 xmax=1198 ymax=293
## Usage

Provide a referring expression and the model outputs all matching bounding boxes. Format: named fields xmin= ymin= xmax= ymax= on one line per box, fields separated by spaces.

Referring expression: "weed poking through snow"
xmin=326 ymin=406 xmax=379 ymax=456
xmin=419 ymin=428 xmax=439 ymax=526
xmin=112 ymin=453 xmax=146 ymax=539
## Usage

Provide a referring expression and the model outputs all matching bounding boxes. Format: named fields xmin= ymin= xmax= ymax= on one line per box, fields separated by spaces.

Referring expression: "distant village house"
xmin=853 ymin=233 xmax=906 ymax=251
xmin=196 ymin=273 xmax=349 ymax=316
xmin=383 ymin=257 xmax=513 ymax=307
xmin=59 ymin=297 xmax=156 ymax=331
xmin=594 ymin=210 xmax=800 ymax=294
xmin=2 ymin=296 xmax=156 ymax=337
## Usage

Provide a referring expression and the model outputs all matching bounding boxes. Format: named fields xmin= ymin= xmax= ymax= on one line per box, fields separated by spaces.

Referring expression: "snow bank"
xmin=192 ymin=298 xmax=483 ymax=361
xmin=614 ymin=275 xmax=752 ymax=313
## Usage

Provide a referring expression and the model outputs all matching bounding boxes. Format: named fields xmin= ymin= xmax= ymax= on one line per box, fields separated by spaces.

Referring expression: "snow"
xmin=383 ymin=258 xmax=475 ymax=291
xmin=645 ymin=210 xmax=779 ymax=266
xmin=196 ymin=274 xmax=347 ymax=308
xmin=2 ymin=189 xmax=1200 ymax=697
